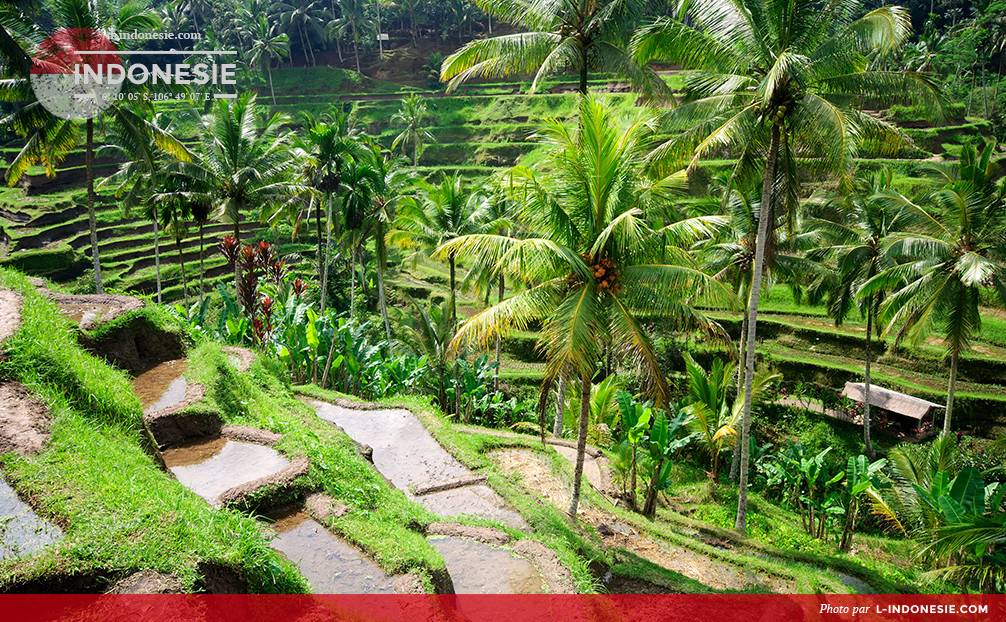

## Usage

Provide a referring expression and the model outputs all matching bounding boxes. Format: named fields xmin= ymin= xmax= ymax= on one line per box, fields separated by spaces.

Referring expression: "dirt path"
xmin=457 ymin=425 xmax=614 ymax=495
xmin=0 ymin=289 xmax=22 ymax=346
xmin=491 ymin=448 xmax=792 ymax=593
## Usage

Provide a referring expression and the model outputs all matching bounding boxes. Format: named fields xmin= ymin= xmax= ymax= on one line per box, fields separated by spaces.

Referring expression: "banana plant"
xmin=452 ymin=354 xmax=499 ymax=423
xmin=839 ymin=455 xmax=888 ymax=551
xmin=614 ymin=390 xmax=652 ymax=509
xmin=641 ymin=405 xmax=693 ymax=516
xmin=763 ymin=442 xmax=845 ymax=539
xmin=920 ymin=471 xmax=1006 ymax=592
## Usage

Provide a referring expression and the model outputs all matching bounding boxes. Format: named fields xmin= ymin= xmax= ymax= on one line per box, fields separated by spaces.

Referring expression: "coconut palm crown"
xmin=437 ymin=96 xmax=734 ymax=516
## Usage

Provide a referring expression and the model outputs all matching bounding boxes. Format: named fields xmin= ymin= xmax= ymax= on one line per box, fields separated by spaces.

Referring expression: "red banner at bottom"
xmin=0 ymin=594 xmax=1000 ymax=622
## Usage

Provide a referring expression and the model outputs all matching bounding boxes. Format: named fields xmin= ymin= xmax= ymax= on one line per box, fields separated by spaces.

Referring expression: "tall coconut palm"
xmin=863 ymin=143 xmax=1006 ymax=434
xmin=247 ymin=15 xmax=290 ymax=106
xmin=391 ymin=93 xmax=436 ymax=167
xmin=329 ymin=0 xmax=375 ymax=74
xmin=159 ymin=184 xmax=192 ymax=304
xmin=815 ymin=169 xmax=918 ymax=458
xmin=100 ymin=111 xmax=194 ymax=304
xmin=440 ymin=0 xmax=670 ymax=98
xmin=2 ymin=0 xmax=178 ymax=294
xmin=700 ymin=176 xmax=825 ymax=398
xmin=368 ymin=145 xmax=415 ymax=343
xmin=289 ymin=112 xmax=364 ymax=312
xmin=438 ymin=96 xmax=733 ymax=517
xmin=179 ymin=93 xmax=298 ymax=299
xmin=632 ymin=0 xmax=941 ymax=534
xmin=277 ymin=0 xmax=328 ymax=66
xmin=390 ymin=173 xmax=492 ymax=325
xmin=339 ymin=155 xmax=382 ymax=319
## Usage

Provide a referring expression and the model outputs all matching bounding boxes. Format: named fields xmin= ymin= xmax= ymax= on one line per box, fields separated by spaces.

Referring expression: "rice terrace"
xmin=0 ymin=0 xmax=1004 ymax=603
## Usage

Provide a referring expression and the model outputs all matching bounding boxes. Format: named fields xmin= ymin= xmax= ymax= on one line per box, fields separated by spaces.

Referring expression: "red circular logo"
xmin=30 ymin=28 xmax=122 ymax=120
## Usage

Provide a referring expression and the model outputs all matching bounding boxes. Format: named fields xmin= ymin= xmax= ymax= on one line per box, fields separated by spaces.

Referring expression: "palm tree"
xmin=100 ymin=112 xmax=194 ymax=304
xmin=247 ymin=15 xmax=290 ymax=106
xmin=2 ymin=0 xmax=178 ymax=294
xmin=329 ymin=0 xmax=375 ymax=74
xmin=438 ymin=96 xmax=732 ymax=517
xmin=391 ymin=94 xmax=436 ymax=167
xmin=289 ymin=112 xmax=364 ymax=312
xmin=390 ymin=173 xmax=492 ymax=325
xmin=368 ymin=145 xmax=415 ymax=343
xmin=277 ymin=0 xmax=329 ymax=66
xmin=400 ymin=0 xmax=422 ymax=46
xmin=339 ymin=155 xmax=382 ymax=319
xmin=863 ymin=143 xmax=1006 ymax=434
xmin=699 ymin=176 xmax=823 ymax=405
xmin=160 ymin=184 xmax=192 ymax=304
xmin=681 ymin=352 xmax=779 ymax=481
xmin=440 ymin=0 xmax=670 ymax=98
xmin=402 ymin=296 xmax=455 ymax=409
xmin=815 ymin=169 xmax=918 ymax=458
xmin=632 ymin=0 xmax=941 ymax=534
xmin=179 ymin=94 xmax=298 ymax=298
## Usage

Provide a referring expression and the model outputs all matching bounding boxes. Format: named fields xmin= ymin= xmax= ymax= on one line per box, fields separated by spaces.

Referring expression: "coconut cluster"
xmin=588 ymin=255 xmax=621 ymax=294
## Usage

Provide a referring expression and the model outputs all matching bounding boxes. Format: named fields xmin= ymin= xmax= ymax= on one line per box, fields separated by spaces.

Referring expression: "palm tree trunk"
xmin=198 ymin=223 xmax=206 ymax=304
xmin=377 ymin=0 xmax=384 ymax=60
xmin=267 ymin=63 xmax=277 ymax=106
xmin=553 ymin=376 xmax=566 ymax=437
xmin=982 ymin=69 xmax=988 ymax=120
xmin=233 ymin=212 xmax=241 ymax=305
xmin=730 ymin=304 xmax=747 ymax=482
xmin=864 ymin=303 xmax=875 ymax=459
xmin=736 ymin=304 xmax=748 ymax=395
xmin=994 ymin=54 xmax=1003 ymax=102
xmin=579 ymin=46 xmax=589 ymax=95
xmin=945 ymin=348 xmax=959 ymax=434
xmin=568 ymin=373 xmax=592 ymax=518
xmin=317 ymin=196 xmax=326 ymax=311
xmin=410 ymin=9 xmax=417 ymax=46
xmin=299 ymin=24 xmax=310 ymax=67
xmin=413 ymin=140 xmax=419 ymax=167
xmin=350 ymin=244 xmax=357 ymax=319
xmin=153 ymin=215 xmax=162 ymax=304
xmin=353 ymin=25 xmax=361 ymax=74
xmin=86 ymin=118 xmax=103 ymax=294
xmin=494 ymin=273 xmax=504 ymax=389
xmin=376 ymin=220 xmax=392 ymax=344
xmin=176 ymin=237 xmax=188 ymax=304
xmin=449 ymin=252 xmax=457 ymax=325
xmin=735 ymin=122 xmax=780 ymax=535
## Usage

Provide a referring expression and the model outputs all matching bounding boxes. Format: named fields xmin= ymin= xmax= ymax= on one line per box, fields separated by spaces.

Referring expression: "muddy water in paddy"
xmin=0 ymin=475 xmax=62 ymax=560
xmin=132 ymin=359 xmax=188 ymax=414
xmin=310 ymin=401 xmax=526 ymax=528
xmin=58 ymin=302 xmax=117 ymax=327
xmin=430 ymin=536 xmax=544 ymax=594
xmin=162 ymin=438 xmax=290 ymax=505
xmin=268 ymin=511 xmax=395 ymax=594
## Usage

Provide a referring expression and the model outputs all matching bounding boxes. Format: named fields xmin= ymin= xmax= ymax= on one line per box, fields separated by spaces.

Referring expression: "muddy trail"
xmin=491 ymin=448 xmax=800 ymax=594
